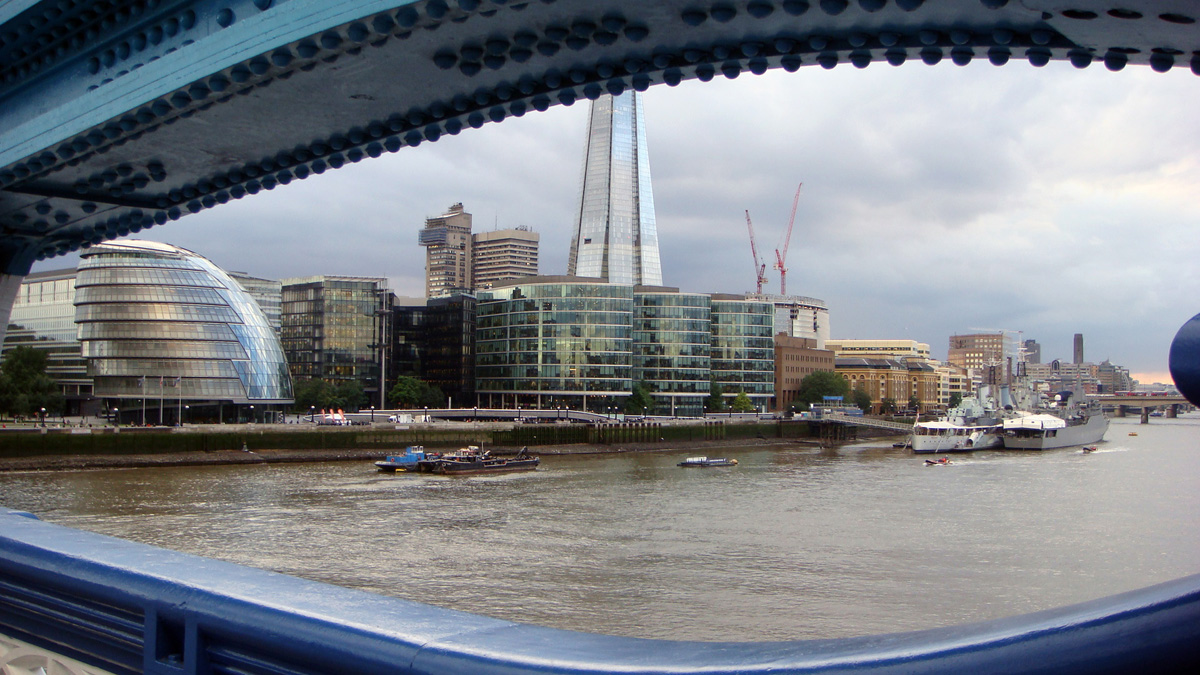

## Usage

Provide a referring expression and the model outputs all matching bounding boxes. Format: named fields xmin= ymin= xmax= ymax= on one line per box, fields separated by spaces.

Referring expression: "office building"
xmin=2 ymin=268 xmax=91 ymax=414
xmin=74 ymin=240 xmax=292 ymax=423
xmin=419 ymin=203 xmax=473 ymax=298
xmin=710 ymin=294 xmax=775 ymax=411
xmin=568 ymin=92 xmax=663 ymax=286
xmin=423 ymin=293 xmax=477 ymax=406
xmin=947 ymin=332 xmax=1009 ymax=371
xmin=476 ymin=277 xmax=634 ymax=410
xmin=280 ymin=275 xmax=388 ymax=403
xmin=773 ymin=335 xmax=835 ymax=411
xmin=471 ymin=227 xmax=539 ymax=290
xmin=824 ymin=339 xmax=932 ymax=361
xmin=420 ymin=203 xmax=541 ymax=296
xmin=228 ymin=272 xmax=282 ymax=334
xmin=633 ymin=287 xmax=711 ymax=417
xmin=1023 ymin=339 xmax=1041 ymax=364
xmin=1074 ymin=333 xmax=1085 ymax=365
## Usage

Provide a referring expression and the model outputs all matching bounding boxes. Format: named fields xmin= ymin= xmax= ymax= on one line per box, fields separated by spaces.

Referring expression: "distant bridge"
xmin=4 ymin=0 xmax=1200 ymax=335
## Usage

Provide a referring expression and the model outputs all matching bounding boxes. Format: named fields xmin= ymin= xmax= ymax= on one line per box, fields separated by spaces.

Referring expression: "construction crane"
xmin=774 ymin=183 xmax=802 ymax=296
xmin=744 ymin=210 xmax=768 ymax=294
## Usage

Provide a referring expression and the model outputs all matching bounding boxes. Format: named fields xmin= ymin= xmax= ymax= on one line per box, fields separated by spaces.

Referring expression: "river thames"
xmin=2 ymin=415 xmax=1198 ymax=642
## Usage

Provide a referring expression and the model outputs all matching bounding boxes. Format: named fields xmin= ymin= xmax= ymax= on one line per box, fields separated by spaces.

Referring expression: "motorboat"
xmin=924 ymin=457 xmax=952 ymax=466
xmin=678 ymin=456 xmax=738 ymax=467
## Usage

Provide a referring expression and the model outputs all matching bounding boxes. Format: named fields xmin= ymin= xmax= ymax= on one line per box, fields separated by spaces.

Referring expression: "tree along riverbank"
xmin=0 ymin=420 xmax=899 ymax=471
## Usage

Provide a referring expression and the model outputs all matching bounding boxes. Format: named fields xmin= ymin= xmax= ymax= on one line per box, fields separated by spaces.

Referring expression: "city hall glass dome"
xmin=74 ymin=240 xmax=293 ymax=407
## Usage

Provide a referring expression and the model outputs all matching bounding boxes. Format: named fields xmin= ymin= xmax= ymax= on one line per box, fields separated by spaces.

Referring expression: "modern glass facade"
xmin=710 ymin=296 xmax=776 ymax=409
xmin=633 ymin=290 xmax=711 ymax=417
xmin=424 ymin=293 xmax=476 ymax=406
xmin=74 ymin=240 xmax=293 ymax=420
xmin=568 ymin=92 xmax=663 ymax=286
xmin=476 ymin=278 xmax=633 ymax=409
xmin=280 ymin=276 xmax=387 ymax=402
xmin=2 ymin=269 xmax=92 ymax=412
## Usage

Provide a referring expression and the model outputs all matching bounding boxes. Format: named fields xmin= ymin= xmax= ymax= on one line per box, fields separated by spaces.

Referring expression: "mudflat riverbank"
xmin=0 ymin=437 xmax=848 ymax=472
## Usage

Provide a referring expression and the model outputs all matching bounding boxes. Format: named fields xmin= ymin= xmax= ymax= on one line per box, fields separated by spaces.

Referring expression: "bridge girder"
xmin=1 ymin=0 xmax=1198 ymax=275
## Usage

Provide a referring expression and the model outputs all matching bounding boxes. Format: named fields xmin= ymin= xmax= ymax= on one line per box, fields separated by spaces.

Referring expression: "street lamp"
xmin=40 ymin=407 xmax=46 ymax=427
xmin=423 ymin=406 xmax=428 ymax=423
xmin=473 ymin=406 xmax=478 ymax=421
xmin=184 ymin=405 xmax=189 ymax=425
xmin=309 ymin=405 xmax=315 ymax=423
xmin=113 ymin=408 xmax=119 ymax=426
xmin=370 ymin=405 xmax=375 ymax=422
xmin=249 ymin=404 xmax=254 ymax=424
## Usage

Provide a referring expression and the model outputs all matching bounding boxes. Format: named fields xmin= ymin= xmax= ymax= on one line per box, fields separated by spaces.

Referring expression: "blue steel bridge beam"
xmin=2 ymin=0 xmax=1199 ymax=281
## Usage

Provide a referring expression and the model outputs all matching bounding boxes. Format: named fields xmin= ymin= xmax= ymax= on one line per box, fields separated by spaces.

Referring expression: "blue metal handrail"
xmin=2 ymin=508 xmax=1198 ymax=674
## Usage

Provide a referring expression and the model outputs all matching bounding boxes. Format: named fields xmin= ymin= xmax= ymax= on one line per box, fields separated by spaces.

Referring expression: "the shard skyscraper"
xmin=567 ymin=91 xmax=663 ymax=287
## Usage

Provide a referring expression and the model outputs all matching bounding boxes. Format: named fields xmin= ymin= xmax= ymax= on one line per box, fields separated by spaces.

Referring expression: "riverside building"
xmin=280 ymin=275 xmax=388 ymax=405
xmin=74 ymin=240 xmax=293 ymax=424
xmin=474 ymin=279 xmax=773 ymax=415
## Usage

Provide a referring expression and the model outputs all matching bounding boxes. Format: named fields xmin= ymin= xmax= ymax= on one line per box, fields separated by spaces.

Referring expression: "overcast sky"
xmin=36 ymin=60 xmax=1200 ymax=383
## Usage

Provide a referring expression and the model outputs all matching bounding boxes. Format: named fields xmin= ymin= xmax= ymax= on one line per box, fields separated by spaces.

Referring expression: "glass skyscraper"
xmin=568 ymin=92 xmax=663 ymax=287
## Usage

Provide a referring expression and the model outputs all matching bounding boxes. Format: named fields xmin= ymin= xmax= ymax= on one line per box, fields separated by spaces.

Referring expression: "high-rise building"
xmin=471 ymin=227 xmax=539 ymax=290
xmin=1073 ymin=333 xmax=1085 ymax=364
xmin=420 ymin=203 xmax=541 ymax=296
xmin=568 ymin=92 xmax=663 ymax=286
xmin=947 ymin=333 xmax=1008 ymax=371
xmin=1023 ymin=339 xmax=1041 ymax=364
xmin=419 ymin=203 xmax=473 ymax=298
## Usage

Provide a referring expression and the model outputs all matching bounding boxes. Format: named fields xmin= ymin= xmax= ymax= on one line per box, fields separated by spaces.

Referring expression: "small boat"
xmin=1082 ymin=446 xmax=1098 ymax=453
xmin=1129 ymin=432 xmax=1138 ymax=436
xmin=375 ymin=446 xmax=435 ymax=472
xmin=678 ymin=456 xmax=738 ymax=467
xmin=924 ymin=457 xmax=952 ymax=466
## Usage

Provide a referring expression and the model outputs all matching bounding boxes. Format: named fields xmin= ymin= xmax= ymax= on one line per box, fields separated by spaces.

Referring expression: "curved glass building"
xmin=74 ymin=240 xmax=292 ymax=423
xmin=476 ymin=277 xmax=633 ymax=410
xmin=633 ymin=289 xmax=711 ymax=417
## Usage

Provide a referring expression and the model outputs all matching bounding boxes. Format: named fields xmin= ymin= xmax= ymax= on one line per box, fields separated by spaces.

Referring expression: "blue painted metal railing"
xmin=2 ymin=507 xmax=1199 ymax=674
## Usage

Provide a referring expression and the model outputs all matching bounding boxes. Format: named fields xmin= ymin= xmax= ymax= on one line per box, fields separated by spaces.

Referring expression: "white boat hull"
xmin=1001 ymin=413 xmax=1109 ymax=450
xmin=910 ymin=427 xmax=1002 ymax=454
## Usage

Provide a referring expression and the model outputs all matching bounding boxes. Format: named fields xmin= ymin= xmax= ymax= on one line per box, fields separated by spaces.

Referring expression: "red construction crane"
xmin=774 ymin=183 xmax=802 ymax=295
xmin=744 ymin=210 xmax=768 ymax=294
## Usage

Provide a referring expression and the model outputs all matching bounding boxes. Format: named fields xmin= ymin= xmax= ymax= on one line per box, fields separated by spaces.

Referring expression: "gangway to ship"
xmin=819 ymin=413 xmax=914 ymax=433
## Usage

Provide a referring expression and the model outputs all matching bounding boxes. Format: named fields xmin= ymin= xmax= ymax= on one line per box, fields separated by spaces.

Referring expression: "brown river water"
xmin=2 ymin=415 xmax=1197 ymax=642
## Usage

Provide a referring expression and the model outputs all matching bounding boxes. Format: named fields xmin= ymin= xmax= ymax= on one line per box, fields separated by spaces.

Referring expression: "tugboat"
xmin=678 ymin=456 xmax=738 ymax=467
xmin=375 ymin=446 xmax=436 ymax=472
xmin=417 ymin=446 xmax=540 ymax=475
